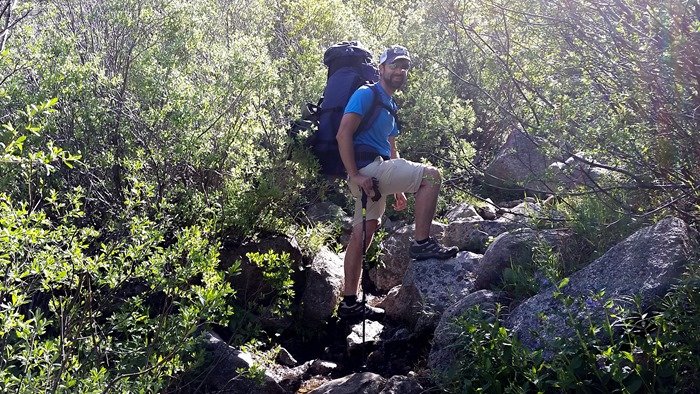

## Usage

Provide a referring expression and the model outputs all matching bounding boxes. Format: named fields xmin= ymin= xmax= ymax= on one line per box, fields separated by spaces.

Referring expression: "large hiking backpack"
xmin=302 ymin=41 xmax=397 ymax=178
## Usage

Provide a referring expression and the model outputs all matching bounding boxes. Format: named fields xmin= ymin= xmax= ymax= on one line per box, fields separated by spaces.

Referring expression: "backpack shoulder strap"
xmin=355 ymin=84 xmax=400 ymax=136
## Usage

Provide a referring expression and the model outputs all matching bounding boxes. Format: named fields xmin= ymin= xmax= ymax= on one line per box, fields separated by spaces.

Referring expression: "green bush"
xmin=246 ymin=251 xmax=295 ymax=318
xmin=556 ymin=194 xmax=641 ymax=263
xmin=441 ymin=270 xmax=700 ymax=393
xmin=0 ymin=187 xmax=236 ymax=391
xmin=0 ymin=111 xmax=235 ymax=390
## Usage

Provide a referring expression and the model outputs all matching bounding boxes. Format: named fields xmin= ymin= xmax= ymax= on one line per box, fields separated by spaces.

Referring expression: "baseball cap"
xmin=379 ymin=45 xmax=411 ymax=65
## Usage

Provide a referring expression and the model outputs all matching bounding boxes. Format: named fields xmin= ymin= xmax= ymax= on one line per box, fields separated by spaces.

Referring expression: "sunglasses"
xmin=387 ymin=62 xmax=411 ymax=71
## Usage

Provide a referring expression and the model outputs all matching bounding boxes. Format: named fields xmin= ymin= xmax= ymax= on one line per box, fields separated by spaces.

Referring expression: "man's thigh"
xmin=374 ymin=158 xmax=425 ymax=195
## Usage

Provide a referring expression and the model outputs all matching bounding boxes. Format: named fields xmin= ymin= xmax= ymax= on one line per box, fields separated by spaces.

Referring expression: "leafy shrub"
xmin=556 ymin=194 xmax=641 ymax=263
xmin=246 ymin=251 xmax=295 ymax=318
xmin=0 ymin=111 xmax=236 ymax=390
xmin=497 ymin=238 xmax=564 ymax=304
xmin=441 ymin=269 xmax=700 ymax=393
xmin=0 ymin=187 xmax=236 ymax=391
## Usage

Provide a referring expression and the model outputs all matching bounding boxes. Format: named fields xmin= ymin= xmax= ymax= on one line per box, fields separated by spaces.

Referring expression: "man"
xmin=336 ymin=45 xmax=458 ymax=321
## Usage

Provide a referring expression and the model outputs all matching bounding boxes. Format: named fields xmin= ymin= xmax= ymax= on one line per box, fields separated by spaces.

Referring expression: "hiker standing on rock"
xmin=336 ymin=45 xmax=458 ymax=321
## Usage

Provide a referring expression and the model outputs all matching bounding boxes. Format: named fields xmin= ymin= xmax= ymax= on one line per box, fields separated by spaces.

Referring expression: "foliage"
xmin=0 ymin=99 xmax=234 ymax=390
xmin=366 ymin=227 xmax=387 ymax=269
xmin=0 ymin=178 xmax=234 ymax=391
xmin=246 ymin=251 xmax=295 ymax=318
xmin=414 ymin=0 xmax=699 ymax=222
xmin=556 ymin=193 xmax=642 ymax=261
xmin=0 ymin=0 xmax=698 ymax=389
xmin=441 ymin=271 xmax=700 ymax=393
xmin=498 ymin=238 xmax=564 ymax=304
xmin=293 ymin=221 xmax=341 ymax=257
xmin=0 ymin=98 xmax=81 ymax=202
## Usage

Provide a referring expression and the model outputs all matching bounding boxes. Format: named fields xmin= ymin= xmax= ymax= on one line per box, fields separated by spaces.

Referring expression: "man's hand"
xmin=351 ymin=173 xmax=377 ymax=199
xmin=392 ymin=193 xmax=407 ymax=211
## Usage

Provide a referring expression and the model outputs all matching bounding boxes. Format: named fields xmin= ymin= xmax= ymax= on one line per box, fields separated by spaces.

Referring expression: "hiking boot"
xmin=337 ymin=299 xmax=385 ymax=322
xmin=409 ymin=237 xmax=459 ymax=261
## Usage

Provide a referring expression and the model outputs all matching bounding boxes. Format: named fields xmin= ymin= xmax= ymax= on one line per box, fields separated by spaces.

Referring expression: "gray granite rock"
xmin=381 ymin=252 xmax=483 ymax=330
xmin=429 ymin=290 xmax=505 ymax=378
xmin=370 ymin=222 xmax=447 ymax=292
xmin=301 ymin=246 xmax=344 ymax=326
xmin=506 ymin=217 xmax=696 ymax=354
xmin=308 ymin=372 xmax=386 ymax=394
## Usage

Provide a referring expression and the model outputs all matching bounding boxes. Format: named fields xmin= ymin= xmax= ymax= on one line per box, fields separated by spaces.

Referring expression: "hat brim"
xmin=380 ymin=55 xmax=411 ymax=65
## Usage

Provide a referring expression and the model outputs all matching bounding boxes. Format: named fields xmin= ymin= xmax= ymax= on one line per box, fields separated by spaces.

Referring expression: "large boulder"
xmin=445 ymin=203 xmax=480 ymax=222
xmin=220 ymin=235 xmax=303 ymax=307
xmin=474 ymin=228 xmax=575 ymax=290
xmin=443 ymin=218 xmax=518 ymax=253
xmin=300 ymin=246 xmax=344 ymax=326
xmin=506 ymin=217 xmax=697 ymax=353
xmin=198 ymin=331 xmax=286 ymax=393
xmin=429 ymin=290 xmax=505 ymax=379
xmin=308 ymin=372 xmax=386 ymax=394
xmin=483 ymin=129 xmax=549 ymax=193
xmin=370 ymin=222 xmax=447 ymax=292
xmin=379 ymin=252 xmax=483 ymax=330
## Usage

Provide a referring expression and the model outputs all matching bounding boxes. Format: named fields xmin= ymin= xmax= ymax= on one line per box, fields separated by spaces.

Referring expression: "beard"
xmin=383 ymin=73 xmax=406 ymax=90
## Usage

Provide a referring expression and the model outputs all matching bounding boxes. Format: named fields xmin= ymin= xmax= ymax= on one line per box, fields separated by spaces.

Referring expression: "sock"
xmin=342 ymin=295 xmax=358 ymax=304
xmin=415 ymin=238 xmax=429 ymax=245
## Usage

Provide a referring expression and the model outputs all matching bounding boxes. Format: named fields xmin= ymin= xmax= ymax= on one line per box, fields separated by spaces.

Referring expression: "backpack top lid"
xmin=323 ymin=41 xmax=372 ymax=68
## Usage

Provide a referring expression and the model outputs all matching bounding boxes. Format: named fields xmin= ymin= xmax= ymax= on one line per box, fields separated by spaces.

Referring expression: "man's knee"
xmin=351 ymin=220 xmax=379 ymax=237
xmin=421 ymin=166 xmax=442 ymax=187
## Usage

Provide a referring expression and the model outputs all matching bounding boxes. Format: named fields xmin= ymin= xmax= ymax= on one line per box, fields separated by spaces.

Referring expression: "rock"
xmin=301 ymin=246 xmax=344 ymax=326
xmin=548 ymin=152 xmax=609 ymax=190
xmin=506 ymin=217 xmax=696 ymax=354
xmin=257 ymin=311 xmax=295 ymax=333
xmin=383 ymin=252 xmax=483 ymax=330
xmin=379 ymin=375 xmax=424 ymax=394
xmin=443 ymin=218 xmax=517 ymax=253
xmin=370 ymin=222 xmax=447 ymax=292
xmin=306 ymin=202 xmax=354 ymax=241
xmin=276 ymin=347 xmax=297 ymax=367
xmin=499 ymin=201 xmax=543 ymax=225
xmin=376 ymin=285 xmax=401 ymax=315
xmin=366 ymin=328 xmax=432 ymax=377
xmin=308 ymin=360 xmax=339 ymax=376
xmin=220 ymin=235 xmax=303 ymax=309
xmin=498 ymin=197 xmax=537 ymax=209
xmin=306 ymin=202 xmax=349 ymax=224
xmin=429 ymin=290 xmax=504 ymax=378
xmin=382 ymin=217 xmax=405 ymax=234
xmin=483 ymin=128 xmax=549 ymax=193
xmin=477 ymin=199 xmax=498 ymax=220
xmin=445 ymin=203 xmax=480 ymax=222
xmin=347 ymin=320 xmax=384 ymax=351
xmin=267 ymin=361 xmax=310 ymax=392
xmin=199 ymin=332 xmax=285 ymax=393
xmin=308 ymin=372 xmax=386 ymax=394
xmin=474 ymin=228 xmax=574 ymax=290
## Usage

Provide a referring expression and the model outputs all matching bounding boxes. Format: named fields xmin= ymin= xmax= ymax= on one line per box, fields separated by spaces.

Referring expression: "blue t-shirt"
xmin=343 ymin=84 xmax=399 ymax=157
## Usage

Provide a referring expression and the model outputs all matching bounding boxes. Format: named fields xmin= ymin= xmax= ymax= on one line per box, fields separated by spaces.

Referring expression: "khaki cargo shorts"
xmin=348 ymin=157 xmax=425 ymax=226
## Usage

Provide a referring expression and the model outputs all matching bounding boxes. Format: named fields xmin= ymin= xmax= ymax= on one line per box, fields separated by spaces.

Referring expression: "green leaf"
xmin=558 ymin=277 xmax=570 ymax=289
